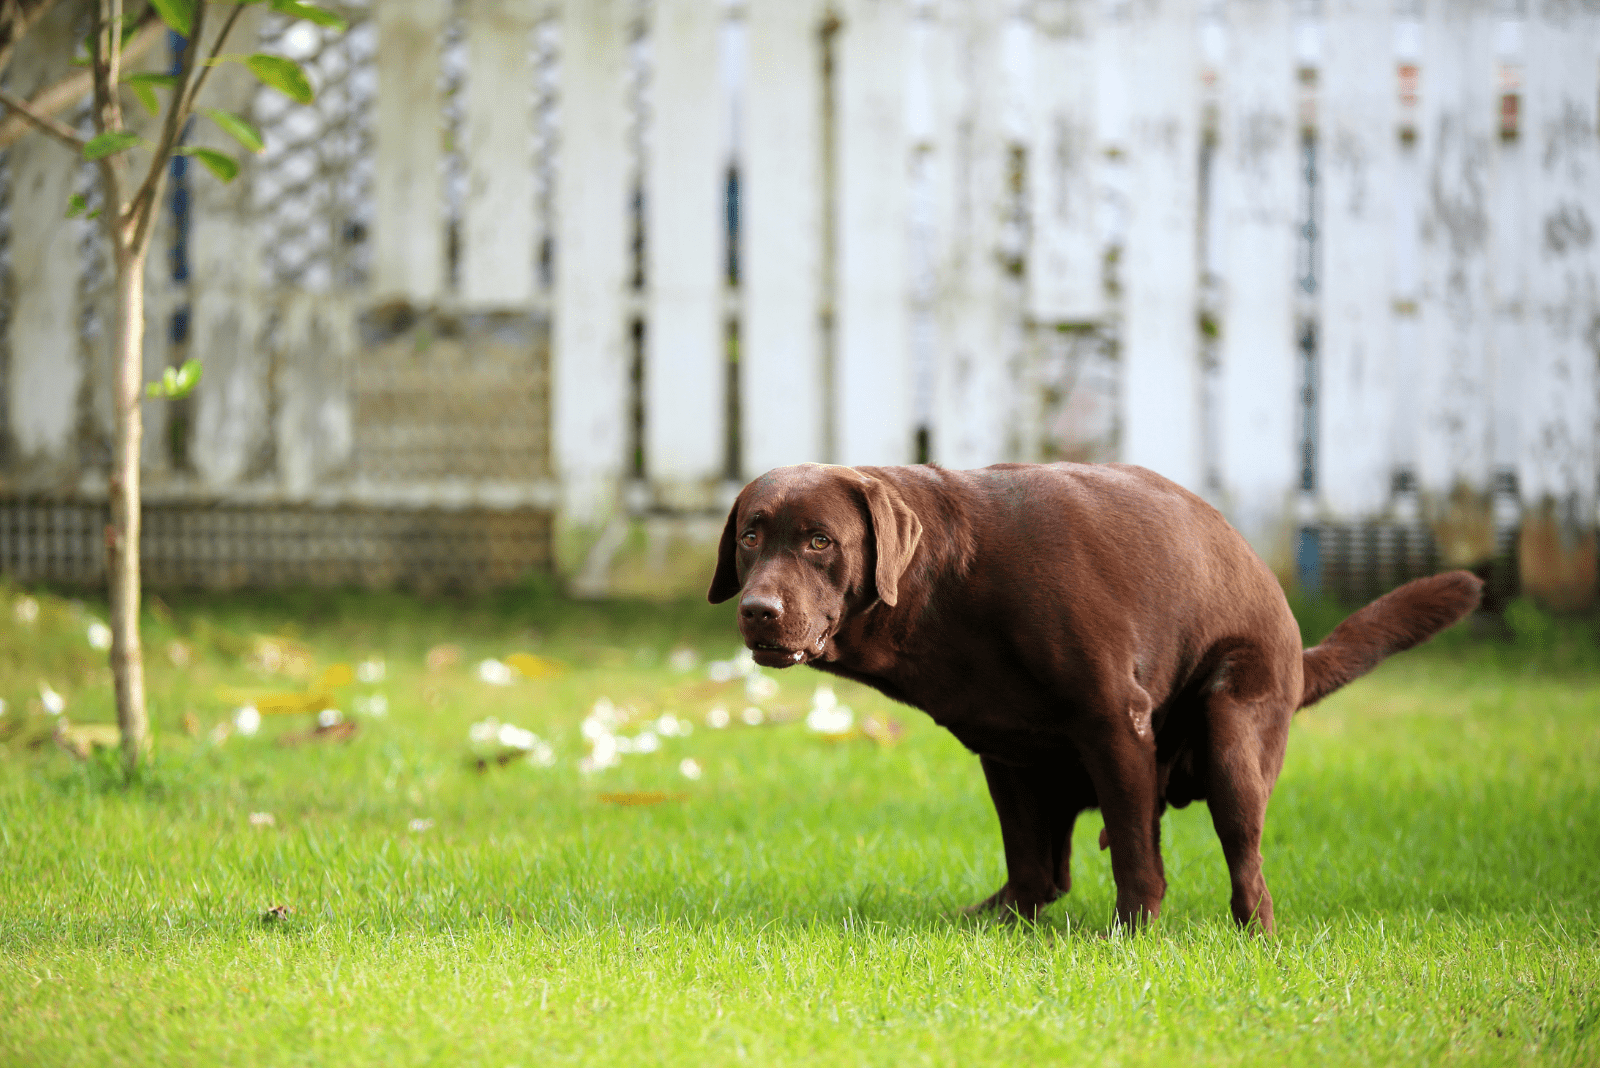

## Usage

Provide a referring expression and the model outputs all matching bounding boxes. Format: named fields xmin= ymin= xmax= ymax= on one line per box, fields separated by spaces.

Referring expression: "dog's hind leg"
xmin=964 ymin=757 xmax=1080 ymax=920
xmin=1202 ymin=692 xmax=1291 ymax=934
xmin=1072 ymin=686 xmax=1167 ymax=930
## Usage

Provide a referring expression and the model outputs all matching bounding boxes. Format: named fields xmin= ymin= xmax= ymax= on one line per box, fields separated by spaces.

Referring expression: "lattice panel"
xmin=353 ymin=308 xmax=550 ymax=482
xmin=0 ymin=498 xmax=552 ymax=590
xmin=1307 ymin=522 xmax=1441 ymax=606
xmin=254 ymin=1 xmax=376 ymax=290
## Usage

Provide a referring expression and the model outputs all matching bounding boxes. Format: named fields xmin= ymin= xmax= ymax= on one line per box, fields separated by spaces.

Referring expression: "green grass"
xmin=0 ymin=580 xmax=1596 ymax=1066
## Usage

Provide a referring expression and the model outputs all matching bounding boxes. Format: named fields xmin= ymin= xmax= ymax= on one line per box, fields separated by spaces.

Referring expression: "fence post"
xmin=645 ymin=0 xmax=725 ymax=508
xmin=1415 ymin=0 xmax=1496 ymax=564
xmin=372 ymin=0 xmax=447 ymax=304
xmin=928 ymin=0 xmax=1024 ymax=470
xmin=1029 ymin=0 xmax=1102 ymax=325
xmin=462 ymin=0 xmax=536 ymax=306
xmin=1519 ymin=0 xmax=1599 ymax=608
xmin=835 ymin=0 xmax=912 ymax=466
xmin=5 ymin=3 xmax=81 ymax=480
xmin=189 ymin=6 xmax=270 ymax=488
xmin=1320 ymin=0 xmax=1399 ymax=522
xmin=744 ymin=0 xmax=825 ymax=475
xmin=554 ymin=0 xmax=631 ymax=556
xmin=1120 ymin=0 xmax=1202 ymax=491
xmin=1214 ymin=0 xmax=1297 ymax=557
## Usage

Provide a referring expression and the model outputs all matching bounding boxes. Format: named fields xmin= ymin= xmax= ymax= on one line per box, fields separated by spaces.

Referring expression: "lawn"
xmin=0 ymin=579 xmax=1596 ymax=1066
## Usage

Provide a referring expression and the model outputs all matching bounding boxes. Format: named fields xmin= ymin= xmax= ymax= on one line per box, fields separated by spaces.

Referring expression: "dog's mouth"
xmin=747 ymin=631 xmax=830 ymax=668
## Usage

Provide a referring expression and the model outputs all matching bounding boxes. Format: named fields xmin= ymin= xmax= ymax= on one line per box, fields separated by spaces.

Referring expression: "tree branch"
xmin=129 ymin=0 xmax=245 ymax=254
xmin=89 ymin=0 xmax=127 ymax=249
xmin=0 ymin=81 xmax=84 ymax=148
xmin=0 ymin=0 xmax=62 ymax=82
xmin=0 ymin=12 xmax=162 ymax=150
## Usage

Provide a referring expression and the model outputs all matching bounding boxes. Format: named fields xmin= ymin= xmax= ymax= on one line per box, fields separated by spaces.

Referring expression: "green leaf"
xmin=176 ymin=146 xmax=240 ymax=183
xmin=268 ymin=0 xmax=348 ymax=31
xmin=82 ymin=131 xmax=143 ymax=160
xmin=200 ymin=108 xmax=265 ymax=153
xmin=130 ymin=81 xmax=160 ymax=116
xmin=245 ymin=54 xmax=314 ymax=104
xmin=146 ymin=359 xmax=203 ymax=399
xmin=65 ymin=193 xmax=88 ymax=219
xmin=148 ymin=0 xmax=194 ymax=35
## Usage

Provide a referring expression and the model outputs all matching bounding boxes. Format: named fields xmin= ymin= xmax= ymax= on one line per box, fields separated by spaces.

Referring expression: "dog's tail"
xmin=1298 ymin=571 xmax=1483 ymax=710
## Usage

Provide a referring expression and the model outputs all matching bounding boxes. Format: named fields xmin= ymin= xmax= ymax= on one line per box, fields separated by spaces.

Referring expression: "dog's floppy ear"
xmin=707 ymin=495 xmax=744 ymax=604
xmin=861 ymin=477 xmax=922 ymax=608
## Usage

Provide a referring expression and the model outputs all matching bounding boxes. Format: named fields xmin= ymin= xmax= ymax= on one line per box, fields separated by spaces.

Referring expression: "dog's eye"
xmin=739 ymin=532 xmax=758 ymax=548
xmin=809 ymin=534 xmax=831 ymax=550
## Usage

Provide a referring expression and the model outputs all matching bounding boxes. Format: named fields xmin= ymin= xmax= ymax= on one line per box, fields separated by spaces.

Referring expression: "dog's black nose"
xmin=739 ymin=593 xmax=783 ymax=623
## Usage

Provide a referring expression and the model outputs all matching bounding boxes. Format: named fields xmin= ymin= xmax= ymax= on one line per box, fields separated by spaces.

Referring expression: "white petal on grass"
xmin=707 ymin=660 xmax=735 ymax=683
xmin=806 ymin=684 xmax=854 ymax=735
xmin=357 ymin=658 xmax=386 ymax=683
xmin=13 ymin=596 xmax=39 ymax=625
xmin=235 ymin=705 xmax=261 ymax=736
xmin=248 ymin=811 xmax=275 ymax=827
xmin=741 ymin=706 xmax=764 ymax=726
xmin=529 ymin=741 xmax=556 ymax=767
xmin=408 ymin=818 xmax=434 ymax=833
xmin=656 ymin=713 xmax=692 ymax=737
xmin=706 ymin=705 xmax=730 ymax=729
xmin=497 ymin=723 xmax=538 ymax=751
xmin=354 ymin=693 xmax=388 ymax=717
xmin=0 ymin=697 xmax=7 ymax=717
xmin=632 ymin=729 xmax=661 ymax=753
xmin=587 ymin=732 xmax=620 ymax=770
xmin=39 ymin=683 xmax=65 ymax=716
xmin=476 ymin=658 xmax=515 ymax=685
xmin=679 ymin=757 xmax=703 ymax=780
xmin=317 ymin=708 xmax=343 ymax=728
xmin=468 ymin=718 xmax=500 ymax=746
xmin=667 ymin=647 xmax=699 ymax=673
xmin=86 ymin=620 xmax=112 ymax=650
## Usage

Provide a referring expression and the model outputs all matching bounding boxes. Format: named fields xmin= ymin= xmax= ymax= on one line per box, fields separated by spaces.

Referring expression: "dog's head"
xmin=707 ymin=464 xmax=922 ymax=669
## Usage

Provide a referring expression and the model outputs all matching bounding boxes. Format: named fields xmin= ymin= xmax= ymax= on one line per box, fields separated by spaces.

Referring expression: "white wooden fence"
xmin=1 ymin=0 xmax=1598 ymax=601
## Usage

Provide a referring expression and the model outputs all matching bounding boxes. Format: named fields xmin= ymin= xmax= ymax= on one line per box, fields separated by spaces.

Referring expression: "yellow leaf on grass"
xmin=505 ymin=652 xmax=564 ymax=679
xmin=316 ymin=663 xmax=355 ymax=690
xmin=598 ymin=791 xmax=688 ymax=807
xmin=254 ymin=692 xmax=333 ymax=717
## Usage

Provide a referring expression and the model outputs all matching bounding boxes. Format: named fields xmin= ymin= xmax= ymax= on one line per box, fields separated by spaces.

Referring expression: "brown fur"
xmin=709 ymin=462 xmax=1481 ymax=931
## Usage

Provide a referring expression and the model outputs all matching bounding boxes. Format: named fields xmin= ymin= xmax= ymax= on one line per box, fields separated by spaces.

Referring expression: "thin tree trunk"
xmin=109 ymin=238 xmax=148 ymax=771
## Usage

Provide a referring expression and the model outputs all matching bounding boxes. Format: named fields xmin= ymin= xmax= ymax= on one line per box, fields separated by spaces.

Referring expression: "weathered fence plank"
xmin=1029 ymin=0 xmax=1102 ymax=324
xmin=1319 ymin=0 xmax=1397 ymax=519
xmin=554 ymin=0 xmax=630 ymax=531
xmin=1416 ymin=0 xmax=1496 ymax=563
xmin=1121 ymin=0 xmax=1203 ymax=491
xmin=1518 ymin=0 xmax=1599 ymax=607
xmin=5 ymin=3 xmax=82 ymax=479
xmin=743 ymin=0 xmax=826 ymax=476
xmin=835 ymin=0 xmax=912 ymax=466
xmin=930 ymin=0 xmax=1024 ymax=470
xmin=646 ymin=0 xmax=725 ymax=507
xmin=462 ymin=0 xmax=537 ymax=305
xmin=1214 ymin=0 xmax=1297 ymax=553
xmin=373 ymin=0 xmax=447 ymax=302
xmin=191 ymin=6 xmax=270 ymax=488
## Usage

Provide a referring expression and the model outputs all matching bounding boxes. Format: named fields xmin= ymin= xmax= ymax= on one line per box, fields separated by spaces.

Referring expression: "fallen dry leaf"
xmin=426 ymin=644 xmax=462 ymax=674
xmin=261 ymin=904 xmax=293 ymax=923
xmin=277 ymin=721 xmax=359 ymax=747
xmin=861 ymin=713 xmax=904 ymax=747
xmin=316 ymin=663 xmax=355 ymax=690
xmin=54 ymin=723 xmax=122 ymax=760
xmin=597 ymin=791 xmax=689 ymax=807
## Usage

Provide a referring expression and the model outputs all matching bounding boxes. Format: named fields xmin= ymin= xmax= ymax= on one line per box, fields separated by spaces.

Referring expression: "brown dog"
xmin=708 ymin=462 xmax=1481 ymax=931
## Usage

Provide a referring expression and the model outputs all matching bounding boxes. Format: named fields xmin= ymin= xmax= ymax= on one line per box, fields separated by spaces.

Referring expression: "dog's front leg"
xmin=964 ymin=756 xmax=1078 ymax=921
xmin=1073 ymin=686 xmax=1166 ymax=930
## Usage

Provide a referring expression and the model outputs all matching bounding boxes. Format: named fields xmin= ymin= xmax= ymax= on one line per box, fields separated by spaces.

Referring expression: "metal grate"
xmin=253 ymin=1 xmax=376 ymax=290
xmin=0 ymin=497 xmax=552 ymax=590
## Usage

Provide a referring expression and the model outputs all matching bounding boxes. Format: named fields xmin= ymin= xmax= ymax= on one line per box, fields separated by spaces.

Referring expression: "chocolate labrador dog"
xmin=708 ymin=462 xmax=1481 ymax=931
